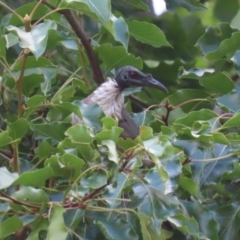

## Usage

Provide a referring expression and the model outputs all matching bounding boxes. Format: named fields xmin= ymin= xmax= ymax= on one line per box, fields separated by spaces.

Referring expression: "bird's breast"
xmin=89 ymin=80 xmax=124 ymax=119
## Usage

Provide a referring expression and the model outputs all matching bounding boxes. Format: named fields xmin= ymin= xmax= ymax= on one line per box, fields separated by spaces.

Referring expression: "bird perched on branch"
xmin=72 ymin=66 xmax=168 ymax=139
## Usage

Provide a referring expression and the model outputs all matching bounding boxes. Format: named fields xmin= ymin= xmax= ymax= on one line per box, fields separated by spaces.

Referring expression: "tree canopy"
xmin=1 ymin=0 xmax=240 ymax=239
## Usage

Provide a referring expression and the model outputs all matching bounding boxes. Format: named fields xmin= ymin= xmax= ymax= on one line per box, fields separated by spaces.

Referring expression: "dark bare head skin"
xmin=115 ymin=66 xmax=168 ymax=92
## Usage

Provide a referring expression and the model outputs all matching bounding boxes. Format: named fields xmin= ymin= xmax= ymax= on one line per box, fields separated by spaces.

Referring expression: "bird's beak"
xmin=133 ymin=74 xmax=168 ymax=93
xmin=144 ymin=75 xmax=168 ymax=92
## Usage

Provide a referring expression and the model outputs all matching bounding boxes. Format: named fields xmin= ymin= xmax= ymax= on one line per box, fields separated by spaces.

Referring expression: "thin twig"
xmin=11 ymin=145 xmax=18 ymax=173
xmin=161 ymin=99 xmax=173 ymax=126
xmin=82 ymin=181 xmax=109 ymax=202
xmin=0 ymin=1 xmax=23 ymax=22
xmin=119 ymin=150 xmax=134 ymax=172
xmin=16 ymin=52 xmax=28 ymax=119
xmin=29 ymin=0 xmax=43 ymax=19
xmin=182 ymin=158 xmax=191 ymax=165
xmin=0 ymin=191 xmax=40 ymax=210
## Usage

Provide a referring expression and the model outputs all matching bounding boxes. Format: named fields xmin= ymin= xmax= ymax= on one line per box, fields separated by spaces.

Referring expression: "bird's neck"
xmin=91 ymin=78 xmax=124 ymax=119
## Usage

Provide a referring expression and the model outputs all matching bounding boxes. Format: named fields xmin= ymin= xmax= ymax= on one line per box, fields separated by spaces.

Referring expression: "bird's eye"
xmin=123 ymin=75 xmax=128 ymax=81
xmin=130 ymin=71 xmax=138 ymax=78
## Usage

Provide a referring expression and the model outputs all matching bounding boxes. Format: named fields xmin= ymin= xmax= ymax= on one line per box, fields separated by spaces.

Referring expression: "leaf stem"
xmin=16 ymin=51 xmax=28 ymax=119
xmin=77 ymin=41 xmax=91 ymax=88
xmin=16 ymin=15 xmax=32 ymax=119
xmin=0 ymin=191 xmax=40 ymax=210
xmin=0 ymin=1 xmax=23 ymax=22
xmin=192 ymin=152 xmax=237 ymax=162
xmin=173 ymin=98 xmax=211 ymax=109
xmin=11 ymin=145 xmax=18 ymax=171
xmin=29 ymin=0 xmax=43 ymax=20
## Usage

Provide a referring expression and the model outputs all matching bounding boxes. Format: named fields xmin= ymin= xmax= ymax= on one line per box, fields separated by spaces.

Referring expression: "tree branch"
xmin=161 ymin=99 xmax=173 ymax=127
xmin=0 ymin=191 xmax=40 ymax=210
xmin=40 ymin=0 xmax=104 ymax=86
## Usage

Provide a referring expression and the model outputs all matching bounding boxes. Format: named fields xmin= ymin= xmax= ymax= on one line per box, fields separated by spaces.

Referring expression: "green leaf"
xmin=161 ymin=126 xmax=177 ymax=141
xmin=96 ymin=118 xmax=123 ymax=142
xmin=182 ymin=201 xmax=219 ymax=240
xmin=95 ymin=128 xmax=123 ymax=142
xmin=6 ymin=56 xmax=58 ymax=96
xmin=4 ymin=3 xmax=60 ymax=27
xmin=179 ymin=176 xmax=199 ymax=197
xmin=5 ymin=20 xmax=57 ymax=59
xmin=122 ymin=0 xmax=149 ymax=11
xmin=81 ymin=169 xmax=107 ymax=189
xmin=45 ymin=154 xmax=84 ymax=179
xmin=111 ymin=15 xmax=129 ymax=50
xmin=128 ymin=20 xmax=171 ymax=47
xmin=59 ymin=1 xmax=129 ymax=49
xmin=215 ymin=202 xmax=240 ymax=240
xmin=11 ymin=187 xmax=49 ymax=211
xmin=167 ymin=89 xmax=211 ymax=112
xmin=0 ymin=215 xmax=23 ymax=238
xmin=0 ymin=167 xmax=18 ymax=190
xmin=72 ymin=100 xmax=103 ymax=130
xmin=0 ymin=131 xmax=13 ymax=147
xmin=47 ymin=205 xmax=68 ymax=240
xmin=103 ymin=173 xmax=128 ymax=208
xmin=7 ymin=118 xmax=29 ymax=141
xmin=140 ymin=126 xmax=154 ymax=140
xmin=97 ymin=217 xmax=138 ymax=240
xmin=95 ymin=43 xmax=142 ymax=72
xmin=27 ymin=95 xmax=48 ymax=107
xmin=168 ymin=214 xmax=200 ymax=237
xmin=222 ymin=112 xmax=240 ymax=128
xmin=212 ymin=132 xmax=229 ymax=145
xmin=0 ymin=30 xmax=6 ymax=58
xmin=143 ymin=136 xmax=174 ymax=160
xmin=179 ymin=67 xmax=234 ymax=94
xmin=59 ymin=0 xmax=111 ymax=24
xmin=4 ymin=33 xmax=18 ymax=48
xmin=64 ymin=209 xmax=84 ymax=230
xmin=175 ymin=109 xmax=218 ymax=126
xmin=138 ymin=214 xmax=173 ymax=240
xmin=65 ymin=124 xmax=92 ymax=143
xmin=13 ymin=167 xmax=54 ymax=187
xmin=37 ymin=140 xmax=55 ymax=161
xmin=102 ymin=140 xmax=119 ymax=163
xmin=165 ymin=0 xmax=207 ymax=12
xmin=59 ymin=138 xmax=96 ymax=161
xmin=217 ymin=86 xmax=240 ymax=112
xmin=25 ymin=95 xmax=48 ymax=117
xmin=214 ymin=0 xmax=239 ymax=23
xmin=131 ymin=183 xmax=179 ymax=219
xmin=53 ymin=102 xmax=83 ymax=120
xmin=117 ymin=138 xmax=139 ymax=151
xmin=196 ymin=23 xmax=240 ymax=60
xmin=60 ymin=153 xmax=85 ymax=179
xmin=231 ymin=50 xmax=240 ymax=75
xmin=27 ymin=217 xmax=48 ymax=239
xmin=175 ymin=141 xmax=237 ymax=187
xmin=32 ymin=122 xmax=70 ymax=141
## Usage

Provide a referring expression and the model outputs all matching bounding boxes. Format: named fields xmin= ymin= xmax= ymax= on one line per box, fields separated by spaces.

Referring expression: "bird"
xmin=72 ymin=66 xmax=168 ymax=139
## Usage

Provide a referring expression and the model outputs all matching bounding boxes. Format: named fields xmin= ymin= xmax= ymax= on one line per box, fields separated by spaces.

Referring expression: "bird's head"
xmin=115 ymin=66 xmax=168 ymax=92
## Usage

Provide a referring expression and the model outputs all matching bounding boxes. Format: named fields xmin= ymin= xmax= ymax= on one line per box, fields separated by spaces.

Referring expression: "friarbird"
xmin=72 ymin=66 xmax=168 ymax=139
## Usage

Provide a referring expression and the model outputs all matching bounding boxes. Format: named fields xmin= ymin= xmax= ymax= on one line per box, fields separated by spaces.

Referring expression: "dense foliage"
xmin=1 ymin=0 xmax=240 ymax=239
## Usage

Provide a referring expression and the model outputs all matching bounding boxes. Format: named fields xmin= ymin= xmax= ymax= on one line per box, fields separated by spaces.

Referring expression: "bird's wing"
xmin=118 ymin=107 xmax=140 ymax=139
